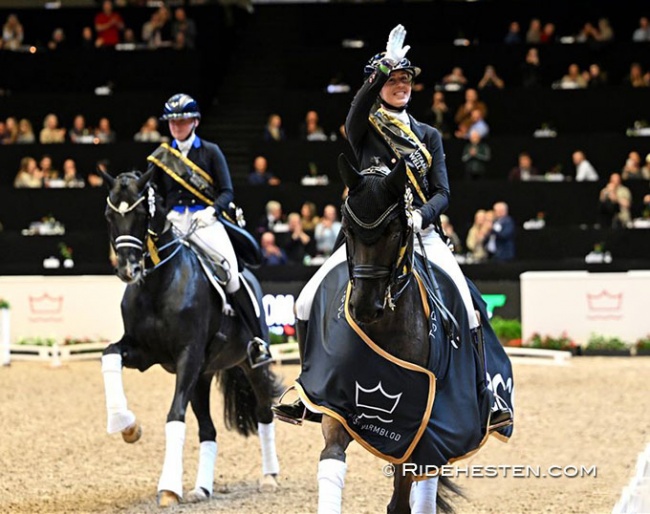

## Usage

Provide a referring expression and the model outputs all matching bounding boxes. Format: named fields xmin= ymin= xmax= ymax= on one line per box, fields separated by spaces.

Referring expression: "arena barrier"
xmin=612 ymin=443 xmax=650 ymax=514
xmin=504 ymin=347 xmax=572 ymax=366
xmin=1 ymin=307 xmax=10 ymax=366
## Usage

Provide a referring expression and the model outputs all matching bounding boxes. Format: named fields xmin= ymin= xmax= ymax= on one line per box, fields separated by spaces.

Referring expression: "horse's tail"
xmin=437 ymin=476 xmax=465 ymax=513
xmin=217 ymin=366 xmax=259 ymax=437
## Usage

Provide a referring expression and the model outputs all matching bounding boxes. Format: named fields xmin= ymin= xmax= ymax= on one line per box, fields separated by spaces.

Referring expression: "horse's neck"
xmin=361 ymin=281 xmax=429 ymax=367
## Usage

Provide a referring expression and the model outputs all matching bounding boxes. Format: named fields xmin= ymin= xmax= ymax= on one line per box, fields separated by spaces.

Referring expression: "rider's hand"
xmin=385 ymin=24 xmax=410 ymax=65
xmin=192 ymin=206 xmax=216 ymax=227
xmin=411 ymin=210 xmax=423 ymax=233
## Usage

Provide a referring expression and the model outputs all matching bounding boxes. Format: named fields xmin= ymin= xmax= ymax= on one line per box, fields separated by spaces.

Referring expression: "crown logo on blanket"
xmin=29 ymin=293 xmax=64 ymax=314
xmin=587 ymin=290 xmax=622 ymax=311
xmin=355 ymin=381 xmax=403 ymax=414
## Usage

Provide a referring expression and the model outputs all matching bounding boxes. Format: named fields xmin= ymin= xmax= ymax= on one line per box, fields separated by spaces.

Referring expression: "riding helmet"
xmin=160 ymin=93 xmax=201 ymax=121
xmin=364 ymin=52 xmax=421 ymax=79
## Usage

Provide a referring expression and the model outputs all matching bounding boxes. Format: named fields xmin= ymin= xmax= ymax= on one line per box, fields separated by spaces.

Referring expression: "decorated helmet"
xmin=160 ymin=93 xmax=201 ymax=121
xmin=364 ymin=52 xmax=421 ymax=79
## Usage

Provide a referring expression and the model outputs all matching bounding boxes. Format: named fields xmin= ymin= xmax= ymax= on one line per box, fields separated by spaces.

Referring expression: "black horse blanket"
xmin=296 ymin=257 xmax=514 ymax=467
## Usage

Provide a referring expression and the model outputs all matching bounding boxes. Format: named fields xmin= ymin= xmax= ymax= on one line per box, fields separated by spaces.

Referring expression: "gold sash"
xmin=370 ymin=108 xmax=433 ymax=203
xmin=147 ymin=143 xmax=215 ymax=206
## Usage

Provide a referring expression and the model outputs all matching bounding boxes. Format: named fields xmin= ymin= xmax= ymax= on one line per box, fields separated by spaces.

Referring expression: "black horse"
xmin=294 ymin=155 xmax=514 ymax=513
xmin=100 ymin=169 xmax=281 ymax=506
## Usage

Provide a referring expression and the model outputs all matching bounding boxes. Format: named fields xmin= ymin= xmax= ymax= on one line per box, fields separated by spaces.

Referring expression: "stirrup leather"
xmin=247 ymin=337 xmax=273 ymax=369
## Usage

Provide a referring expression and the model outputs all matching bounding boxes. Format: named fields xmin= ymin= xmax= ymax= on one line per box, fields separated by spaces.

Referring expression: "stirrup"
xmin=487 ymin=407 xmax=513 ymax=432
xmin=247 ymin=337 xmax=273 ymax=369
xmin=272 ymin=386 xmax=308 ymax=426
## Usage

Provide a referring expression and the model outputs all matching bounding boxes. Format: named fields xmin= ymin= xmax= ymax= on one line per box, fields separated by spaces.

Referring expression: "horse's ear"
xmin=338 ymin=153 xmax=364 ymax=191
xmin=98 ymin=167 xmax=115 ymax=189
xmin=136 ymin=165 xmax=155 ymax=191
xmin=384 ymin=158 xmax=408 ymax=198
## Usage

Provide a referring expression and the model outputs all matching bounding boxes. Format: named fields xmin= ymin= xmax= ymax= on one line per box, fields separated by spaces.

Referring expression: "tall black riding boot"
xmin=230 ymin=287 xmax=272 ymax=368
xmin=472 ymin=325 xmax=513 ymax=432
xmin=272 ymin=319 xmax=322 ymax=425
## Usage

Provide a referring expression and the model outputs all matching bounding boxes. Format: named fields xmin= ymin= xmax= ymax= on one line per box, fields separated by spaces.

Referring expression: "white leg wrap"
xmin=194 ymin=441 xmax=217 ymax=496
xmin=157 ymin=421 xmax=186 ymax=498
xmin=317 ymin=459 xmax=347 ymax=514
xmin=258 ymin=422 xmax=280 ymax=476
xmin=409 ymin=477 xmax=439 ymax=513
xmin=101 ymin=354 xmax=136 ymax=434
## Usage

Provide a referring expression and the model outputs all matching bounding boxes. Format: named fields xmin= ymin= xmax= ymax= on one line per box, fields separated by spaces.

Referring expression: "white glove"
xmin=385 ymin=24 xmax=411 ymax=64
xmin=411 ymin=210 xmax=423 ymax=233
xmin=192 ymin=206 xmax=216 ymax=227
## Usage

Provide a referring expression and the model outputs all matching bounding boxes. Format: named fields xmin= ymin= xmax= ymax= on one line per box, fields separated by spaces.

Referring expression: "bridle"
xmin=343 ymin=178 xmax=415 ymax=310
xmin=106 ymin=184 xmax=186 ymax=277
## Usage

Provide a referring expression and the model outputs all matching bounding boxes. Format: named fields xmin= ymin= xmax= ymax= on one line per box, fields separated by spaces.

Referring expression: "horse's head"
xmin=339 ymin=154 xmax=413 ymax=324
xmin=102 ymin=167 xmax=164 ymax=284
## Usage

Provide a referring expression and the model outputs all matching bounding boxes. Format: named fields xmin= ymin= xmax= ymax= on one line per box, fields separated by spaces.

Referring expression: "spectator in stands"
xmin=69 ymin=114 xmax=93 ymax=144
xmin=585 ymin=63 xmax=608 ymax=88
xmin=525 ymin=18 xmax=542 ymax=44
xmin=573 ymin=150 xmax=599 ymax=181
xmin=284 ymin=212 xmax=314 ymax=265
xmin=300 ymin=110 xmax=328 ymax=141
xmin=466 ymin=108 xmax=490 ymax=139
xmin=478 ymin=65 xmax=505 ymax=90
xmin=262 ymin=113 xmax=286 ymax=142
xmin=94 ymin=0 xmax=125 ymax=48
xmin=441 ymin=66 xmax=468 ymax=91
xmin=0 ymin=121 xmax=6 ymax=143
xmin=503 ymin=21 xmax=522 ymax=45
xmin=642 ymin=154 xmax=650 ymax=180
xmin=632 ymin=16 xmax=650 ymax=42
xmin=466 ymin=209 xmax=491 ymax=263
xmin=39 ymin=154 xmax=60 ymax=186
xmin=422 ymin=90 xmax=452 ymax=139
xmin=454 ymin=87 xmax=487 ymax=139
xmin=314 ymin=204 xmax=341 ymax=257
xmin=62 ymin=159 xmax=85 ymax=188
xmin=597 ymin=18 xmax=614 ymax=43
xmin=540 ymin=22 xmax=556 ymax=44
xmin=621 ymin=151 xmax=649 ymax=181
xmin=558 ymin=63 xmax=587 ymax=89
xmin=643 ymin=194 xmax=650 ymax=219
xmin=94 ymin=117 xmax=116 ymax=143
xmin=13 ymin=156 xmax=43 ymax=188
xmin=141 ymin=6 xmax=172 ymax=49
xmin=171 ymin=7 xmax=197 ymax=50
xmin=299 ymin=201 xmax=320 ymax=232
xmin=134 ymin=116 xmax=165 ymax=142
xmin=461 ymin=129 xmax=491 ymax=180
xmin=256 ymin=200 xmax=287 ymax=237
xmin=440 ymin=214 xmax=463 ymax=255
xmin=88 ymin=159 xmax=109 ymax=188
xmin=260 ymin=231 xmax=287 ymax=266
xmin=16 ymin=118 xmax=36 ymax=144
xmin=521 ymin=47 xmax=543 ymax=88
xmin=248 ymin=155 xmax=281 ymax=186
xmin=598 ymin=173 xmax=632 ymax=229
xmin=47 ymin=27 xmax=68 ymax=51
xmin=576 ymin=21 xmax=599 ymax=43
xmin=39 ymin=113 xmax=66 ymax=144
xmin=2 ymin=13 xmax=24 ymax=51
xmin=623 ymin=62 xmax=650 ymax=88
xmin=2 ymin=116 xmax=18 ymax=144
xmin=485 ymin=201 xmax=516 ymax=261
xmin=81 ymin=26 xmax=96 ymax=50
xmin=508 ymin=151 xmax=540 ymax=181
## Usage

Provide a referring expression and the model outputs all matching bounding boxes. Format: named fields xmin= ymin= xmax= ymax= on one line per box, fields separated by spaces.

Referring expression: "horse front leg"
xmin=319 ymin=415 xmax=352 ymax=514
xmin=157 ymin=346 xmax=203 ymax=507
xmin=242 ymin=362 xmax=280 ymax=492
xmin=101 ymin=338 xmax=141 ymax=443
xmin=185 ymin=372 xmax=218 ymax=503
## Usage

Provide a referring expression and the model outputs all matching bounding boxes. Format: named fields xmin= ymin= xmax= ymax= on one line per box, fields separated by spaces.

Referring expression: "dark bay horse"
xmin=295 ymin=155 xmax=514 ymax=513
xmin=100 ymin=169 xmax=281 ymax=506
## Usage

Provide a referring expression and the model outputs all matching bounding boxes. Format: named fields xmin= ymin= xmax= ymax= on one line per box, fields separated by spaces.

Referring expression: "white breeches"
xmin=415 ymin=229 xmax=479 ymax=329
xmin=295 ymin=231 xmax=478 ymax=329
xmin=168 ymin=208 xmax=240 ymax=293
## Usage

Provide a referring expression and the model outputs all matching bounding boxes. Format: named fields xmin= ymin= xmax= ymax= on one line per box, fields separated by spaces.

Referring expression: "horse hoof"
xmin=258 ymin=474 xmax=279 ymax=493
xmin=121 ymin=422 xmax=142 ymax=444
xmin=158 ymin=490 xmax=180 ymax=507
xmin=185 ymin=487 xmax=210 ymax=503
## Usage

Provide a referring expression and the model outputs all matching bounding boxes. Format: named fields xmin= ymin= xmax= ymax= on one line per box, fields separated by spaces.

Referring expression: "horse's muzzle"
xmin=117 ymin=259 xmax=144 ymax=284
